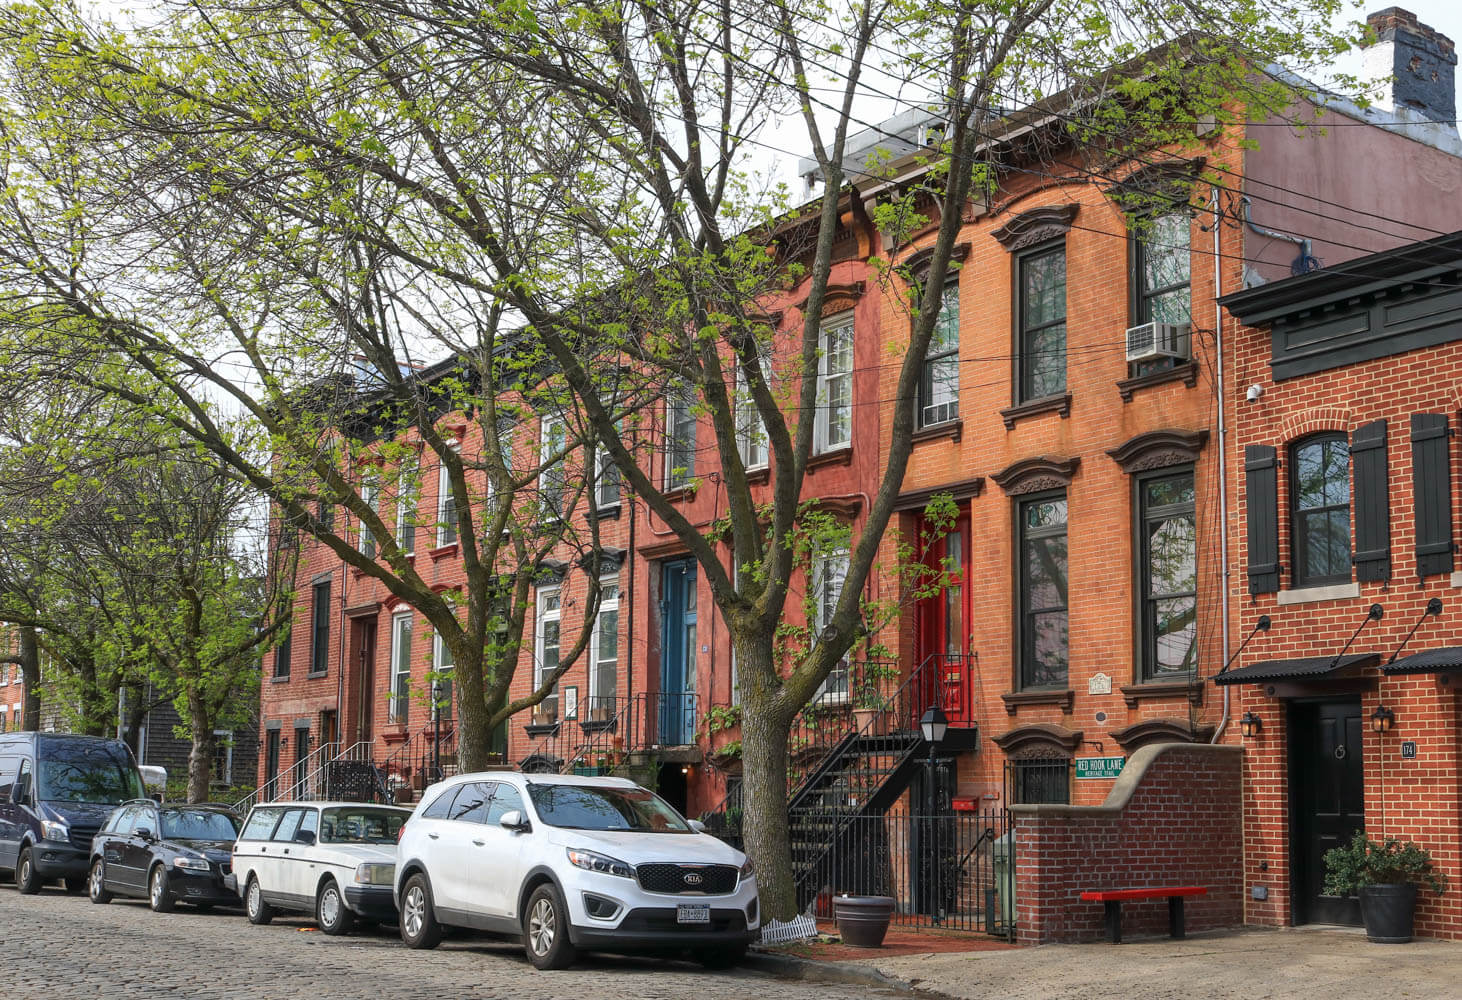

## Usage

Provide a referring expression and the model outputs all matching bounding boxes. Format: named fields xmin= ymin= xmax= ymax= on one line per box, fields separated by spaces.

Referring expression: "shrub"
xmin=1323 ymin=832 xmax=1448 ymax=896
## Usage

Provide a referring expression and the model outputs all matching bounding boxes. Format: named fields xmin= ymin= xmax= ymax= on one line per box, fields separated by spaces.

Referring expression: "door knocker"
xmin=1333 ymin=744 xmax=1347 ymax=760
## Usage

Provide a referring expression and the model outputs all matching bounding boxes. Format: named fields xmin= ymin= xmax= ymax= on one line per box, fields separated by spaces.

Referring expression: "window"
xmin=310 ymin=580 xmax=330 ymax=676
xmin=274 ymin=628 xmax=291 ymax=679
xmin=1008 ymin=757 xmax=1070 ymax=805
xmin=1139 ymin=471 xmax=1197 ymax=681
xmin=589 ymin=579 xmax=619 ymax=712
xmin=436 ymin=443 xmax=459 ymax=547
xmin=420 ymin=784 xmax=460 ymax=820
xmin=815 ymin=314 xmax=854 ymax=452
xmin=919 ymin=278 xmax=960 ymax=427
xmin=0 ymin=708 xmax=6 ymax=732
xmin=264 ymin=730 xmax=281 ymax=788
xmin=358 ymin=475 xmax=378 ymax=559
xmin=1291 ymin=434 xmax=1352 ymax=588
xmin=594 ymin=423 xmax=623 ymax=508
xmin=812 ymin=549 xmax=850 ymax=702
xmin=1132 ymin=213 xmax=1192 ymax=375
xmin=449 ymin=781 xmax=493 ymax=822
xmin=535 ymin=588 xmax=561 ymax=721
xmin=540 ymin=416 xmax=567 ymax=519
xmin=1018 ymin=493 xmax=1068 ymax=688
xmin=735 ymin=360 xmax=770 ymax=469
xmin=1017 ymin=245 xmax=1067 ymax=402
xmin=240 ymin=806 xmax=285 ymax=841
xmin=431 ymin=629 xmax=455 ymax=724
xmin=389 ymin=611 xmax=413 ymax=723
xmin=665 ymin=390 xmax=696 ymax=490
xmin=396 ymin=456 xmax=418 ymax=555
xmin=211 ymin=731 xmax=232 ymax=784
xmin=485 ymin=783 xmax=525 ymax=825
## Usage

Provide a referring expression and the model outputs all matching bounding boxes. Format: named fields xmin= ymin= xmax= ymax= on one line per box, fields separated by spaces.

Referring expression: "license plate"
xmin=676 ymin=904 xmax=710 ymax=925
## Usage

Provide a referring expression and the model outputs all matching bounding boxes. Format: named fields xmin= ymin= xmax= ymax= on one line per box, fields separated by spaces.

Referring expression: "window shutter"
xmin=1245 ymin=445 xmax=1280 ymax=594
xmin=1411 ymin=413 xmax=1455 ymax=578
xmin=1350 ymin=419 xmax=1390 ymax=583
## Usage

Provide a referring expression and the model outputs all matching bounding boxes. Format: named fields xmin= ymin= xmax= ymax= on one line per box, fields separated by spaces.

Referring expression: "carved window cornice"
xmin=793 ymin=280 xmax=866 ymax=316
xmin=1105 ymin=429 xmax=1210 ymax=474
xmin=991 ymin=722 xmax=1083 ymax=757
xmin=1109 ymin=717 xmax=1214 ymax=753
xmin=1106 ymin=158 xmax=1207 ymax=215
xmin=991 ymin=456 xmax=1081 ymax=496
xmin=991 ymin=204 xmax=1079 ymax=252
xmin=900 ymin=242 xmax=972 ymax=282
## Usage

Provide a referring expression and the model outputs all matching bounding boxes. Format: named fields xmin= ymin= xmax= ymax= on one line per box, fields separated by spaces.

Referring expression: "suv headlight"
xmin=739 ymin=856 xmax=755 ymax=880
xmin=173 ymin=856 xmax=211 ymax=872
xmin=566 ymin=848 xmax=635 ymax=879
xmin=354 ymin=863 xmax=395 ymax=886
xmin=41 ymin=820 xmax=69 ymax=843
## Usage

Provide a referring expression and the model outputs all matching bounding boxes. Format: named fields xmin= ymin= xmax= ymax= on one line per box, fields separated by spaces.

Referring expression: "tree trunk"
xmin=120 ymin=680 xmax=148 ymax=756
xmin=736 ymin=637 xmax=798 ymax=922
xmin=454 ymin=643 xmax=490 ymax=772
xmin=187 ymin=725 xmax=216 ymax=804
xmin=18 ymin=627 xmax=41 ymax=731
xmin=75 ymin=656 xmax=109 ymax=736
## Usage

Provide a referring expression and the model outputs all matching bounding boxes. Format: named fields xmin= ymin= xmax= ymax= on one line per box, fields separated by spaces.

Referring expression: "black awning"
xmin=1381 ymin=645 xmax=1462 ymax=675
xmin=1214 ymin=652 xmax=1379 ymax=686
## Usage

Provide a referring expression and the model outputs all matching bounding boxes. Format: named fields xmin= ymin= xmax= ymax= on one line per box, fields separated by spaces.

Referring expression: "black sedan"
xmin=88 ymin=799 xmax=241 ymax=912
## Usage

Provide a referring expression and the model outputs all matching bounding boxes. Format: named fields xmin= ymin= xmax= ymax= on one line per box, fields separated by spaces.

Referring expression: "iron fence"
xmin=798 ymin=804 xmax=1015 ymax=937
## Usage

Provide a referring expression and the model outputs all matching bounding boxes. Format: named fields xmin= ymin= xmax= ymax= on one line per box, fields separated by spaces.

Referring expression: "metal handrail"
xmin=234 ymin=740 xmax=376 ymax=812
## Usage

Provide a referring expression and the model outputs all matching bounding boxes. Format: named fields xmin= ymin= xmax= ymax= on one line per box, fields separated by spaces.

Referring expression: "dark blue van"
xmin=0 ymin=732 xmax=146 ymax=893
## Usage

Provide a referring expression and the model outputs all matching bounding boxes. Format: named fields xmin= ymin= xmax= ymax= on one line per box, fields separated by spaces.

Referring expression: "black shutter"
xmin=1350 ymin=419 xmax=1390 ymax=583
xmin=1411 ymin=413 xmax=1455 ymax=578
xmin=1245 ymin=445 xmax=1280 ymax=594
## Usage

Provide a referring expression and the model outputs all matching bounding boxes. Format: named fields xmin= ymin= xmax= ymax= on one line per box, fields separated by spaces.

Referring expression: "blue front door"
xmin=659 ymin=560 xmax=698 ymax=745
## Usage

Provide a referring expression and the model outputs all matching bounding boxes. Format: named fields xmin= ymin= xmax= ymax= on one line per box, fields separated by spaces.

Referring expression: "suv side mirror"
xmin=135 ymin=827 xmax=153 ymax=841
xmin=687 ymin=819 xmax=707 ymax=834
xmin=294 ymin=829 xmax=316 ymax=846
xmin=499 ymin=810 xmax=530 ymax=833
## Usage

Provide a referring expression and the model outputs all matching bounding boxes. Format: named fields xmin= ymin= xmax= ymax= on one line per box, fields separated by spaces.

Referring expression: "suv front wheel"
xmin=523 ymin=882 xmax=577 ymax=971
xmin=399 ymin=874 xmax=442 ymax=950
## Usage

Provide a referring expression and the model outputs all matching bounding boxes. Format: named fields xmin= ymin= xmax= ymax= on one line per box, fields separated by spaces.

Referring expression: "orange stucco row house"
xmin=256 ymin=6 xmax=1462 ymax=939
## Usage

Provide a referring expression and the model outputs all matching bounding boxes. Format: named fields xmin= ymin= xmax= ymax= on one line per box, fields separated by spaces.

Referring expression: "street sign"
xmin=1075 ymin=756 xmax=1126 ymax=779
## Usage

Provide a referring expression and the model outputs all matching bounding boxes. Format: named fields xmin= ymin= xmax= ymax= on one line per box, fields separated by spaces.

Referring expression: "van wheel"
xmin=246 ymin=875 xmax=274 ymax=925
xmin=149 ymin=865 xmax=176 ymax=913
xmin=523 ymin=882 xmax=577 ymax=970
xmin=399 ymin=874 xmax=442 ymax=949
xmin=89 ymin=859 xmax=113 ymax=904
xmin=16 ymin=847 xmax=42 ymax=895
xmin=317 ymin=878 xmax=355 ymax=936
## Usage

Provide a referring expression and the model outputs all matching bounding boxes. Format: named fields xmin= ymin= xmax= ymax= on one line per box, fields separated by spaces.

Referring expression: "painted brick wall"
xmin=1012 ymin=743 xmax=1244 ymax=944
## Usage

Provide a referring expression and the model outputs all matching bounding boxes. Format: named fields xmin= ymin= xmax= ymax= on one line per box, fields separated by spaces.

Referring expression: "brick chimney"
xmin=1361 ymin=7 xmax=1457 ymax=125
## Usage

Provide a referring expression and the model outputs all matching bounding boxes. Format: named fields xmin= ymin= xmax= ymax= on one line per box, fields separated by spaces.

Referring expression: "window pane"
xmin=1020 ymin=496 xmax=1068 ymax=689
xmin=1147 ymin=516 xmax=1196 ymax=597
xmin=1153 ymin=596 xmax=1198 ymax=674
xmin=1023 ymin=323 xmax=1067 ymax=399
xmin=1022 ymin=251 xmax=1066 ymax=327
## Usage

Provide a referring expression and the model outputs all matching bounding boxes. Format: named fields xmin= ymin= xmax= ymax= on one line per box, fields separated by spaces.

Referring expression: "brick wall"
xmin=1011 ymin=743 xmax=1244 ymax=944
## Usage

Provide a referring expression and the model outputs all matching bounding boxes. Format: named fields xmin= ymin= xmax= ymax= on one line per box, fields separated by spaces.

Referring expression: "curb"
xmin=744 ymin=947 xmax=919 ymax=992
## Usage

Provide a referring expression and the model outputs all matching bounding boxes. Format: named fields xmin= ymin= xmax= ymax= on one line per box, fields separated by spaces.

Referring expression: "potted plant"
xmin=834 ymin=893 xmax=895 ymax=947
xmin=1323 ymin=831 xmax=1449 ymax=943
xmin=851 ymin=661 xmax=899 ymax=735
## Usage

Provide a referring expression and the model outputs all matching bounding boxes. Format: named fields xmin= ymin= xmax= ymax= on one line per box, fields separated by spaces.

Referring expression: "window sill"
xmin=1000 ymin=393 xmax=1071 ymax=430
xmin=270 ymin=675 xmax=291 ymax=684
xmin=1276 ymin=582 xmax=1360 ymax=606
xmin=524 ymin=722 xmax=561 ymax=738
xmin=808 ymin=446 xmax=853 ymax=471
xmin=1000 ymin=689 xmax=1075 ymax=716
xmin=1116 ymin=360 xmax=1200 ymax=403
xmin=592 ymin=503 xmax=622 ymax=521
xmin=662 ymin=483 xmax=698 ymax=502
xmin=306 ymin=671 xmax=328 ymax=680
xmin=1119 ymin=679 xmax=1204 ymax=710
xmin=744 ymin=466 xmax=770 ymax=485
xmin=428 ymin=541 xmax=460 ymax=560
xmin=912 ymin=419 xmax=963 ymax=445
xmin=381 ymin=727 xmax=409 ymax=745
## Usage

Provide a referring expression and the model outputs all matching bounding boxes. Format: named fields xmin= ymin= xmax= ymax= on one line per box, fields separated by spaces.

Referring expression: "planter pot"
xmin=1359 ymin=883 xmax=1419 ymax=943
xmin=853 ymin=709 xmax=889 ymax=736
xmin=834 ymin=894 xmax=895 ymax=948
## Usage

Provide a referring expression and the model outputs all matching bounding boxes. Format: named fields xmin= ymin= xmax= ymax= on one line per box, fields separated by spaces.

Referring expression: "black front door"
xmin=1290 ymin=699 xmax=1365 ymax=925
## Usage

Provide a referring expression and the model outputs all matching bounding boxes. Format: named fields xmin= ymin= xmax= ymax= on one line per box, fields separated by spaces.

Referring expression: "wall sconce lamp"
xmin=1371 ymin=705 xmax=1396 ymax=734
xmin=680 ymin=765 xmax=691 ymax=775
xmin=1240 ymin=711 xmax=1263 ymax=738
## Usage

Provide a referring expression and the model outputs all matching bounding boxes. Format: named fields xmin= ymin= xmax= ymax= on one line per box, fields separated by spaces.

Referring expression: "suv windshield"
xmin=527 ymin=784 xmax=691 ymax=833
xmin=321 ymin=807 xmax=408 ymax=844
xmin=161 ymin=809 xmax=240 ymax=842
xmin=36 ymin=746 xmax=144 ymax=804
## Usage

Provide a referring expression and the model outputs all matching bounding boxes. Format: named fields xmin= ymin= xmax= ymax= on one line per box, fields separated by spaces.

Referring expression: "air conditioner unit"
xmin=1125 ymin=321 xmax=1190 ymax=363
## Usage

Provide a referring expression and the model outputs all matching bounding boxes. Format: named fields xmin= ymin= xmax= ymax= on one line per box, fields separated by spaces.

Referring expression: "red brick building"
xmin=1221 ymin=230 xmax=1462 ymax=938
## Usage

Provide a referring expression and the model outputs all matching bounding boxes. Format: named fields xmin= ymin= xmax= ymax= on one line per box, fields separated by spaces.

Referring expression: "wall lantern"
xmin=920 ymin=706 xmax=949 ymax=746
xmin=1371 ymin=705 xmax=1396 ymax=734
xmin=1239 ymin=711 xmax=1263 ymax=738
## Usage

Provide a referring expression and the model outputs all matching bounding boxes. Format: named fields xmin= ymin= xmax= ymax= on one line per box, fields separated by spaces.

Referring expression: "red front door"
xmin=915 ymin=512 xmax=972 ymax=726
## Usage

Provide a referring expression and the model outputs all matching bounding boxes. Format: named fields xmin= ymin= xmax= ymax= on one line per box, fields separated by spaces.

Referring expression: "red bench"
xmin=1079 ymin=886 xmax=1207 ymax=943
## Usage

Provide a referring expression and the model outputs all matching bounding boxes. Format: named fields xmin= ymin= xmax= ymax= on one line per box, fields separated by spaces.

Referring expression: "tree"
xmin=0 ymin=0 xmax=1361 ymax=914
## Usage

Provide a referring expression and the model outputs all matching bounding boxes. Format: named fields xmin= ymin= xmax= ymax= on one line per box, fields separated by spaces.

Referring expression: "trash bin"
xmin=992 ymin=831 xmax=1015 ymax=929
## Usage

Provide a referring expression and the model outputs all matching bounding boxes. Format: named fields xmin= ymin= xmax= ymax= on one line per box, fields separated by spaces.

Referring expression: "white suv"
xmin=394 ymin=773 xmax=758 ymax=969
xmin=230 ymin=801 xmax=413 ymax=934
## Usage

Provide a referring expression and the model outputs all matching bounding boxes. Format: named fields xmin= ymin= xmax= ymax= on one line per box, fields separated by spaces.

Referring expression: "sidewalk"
xmin=756 ymin=925 xmax=1462 ymax=999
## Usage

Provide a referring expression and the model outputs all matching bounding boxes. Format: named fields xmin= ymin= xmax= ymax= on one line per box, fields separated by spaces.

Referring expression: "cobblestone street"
xmin=2 ymin=884 xmax=885 ymax=999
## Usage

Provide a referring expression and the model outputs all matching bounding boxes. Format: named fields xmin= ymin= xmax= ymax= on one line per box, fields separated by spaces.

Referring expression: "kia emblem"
xmin=684 ymin=873 xmax=703 ymax=885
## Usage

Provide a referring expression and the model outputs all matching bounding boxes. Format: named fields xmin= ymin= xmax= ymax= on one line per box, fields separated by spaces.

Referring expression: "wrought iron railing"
xmin=561 ymin=695 xmax=631 ymax=773
xmin=234 ymin=741 xmax=375 ymax=812
xmin=629 ymin=691 xmax=699 ymax=748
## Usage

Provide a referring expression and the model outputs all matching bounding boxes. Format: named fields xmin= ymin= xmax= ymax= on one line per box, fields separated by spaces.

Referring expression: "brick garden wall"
xmin=1011 ymin=743 xmax=1244 ymax=944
